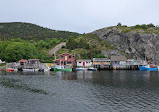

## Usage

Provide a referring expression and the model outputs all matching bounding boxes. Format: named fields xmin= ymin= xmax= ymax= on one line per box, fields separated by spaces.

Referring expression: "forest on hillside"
xmin=0 ymin=38 xmax=63 ymax=62
xmin=1 ymin=22 xmax=159 ymax=62
xmin=0 ymin=22 xmax=80 ymax=41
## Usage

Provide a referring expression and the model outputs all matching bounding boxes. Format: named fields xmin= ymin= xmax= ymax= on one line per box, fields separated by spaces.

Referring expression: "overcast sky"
xmin=0 ymin=0 xmax=159 ymax=33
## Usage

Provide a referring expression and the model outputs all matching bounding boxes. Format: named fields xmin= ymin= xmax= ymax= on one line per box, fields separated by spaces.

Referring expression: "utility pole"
xmin=54 ymin=52 xmax=56 ymax=60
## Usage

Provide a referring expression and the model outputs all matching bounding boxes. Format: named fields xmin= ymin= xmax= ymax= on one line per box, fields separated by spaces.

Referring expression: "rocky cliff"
xmin=92 ymin=26 xmax=159 ymax=64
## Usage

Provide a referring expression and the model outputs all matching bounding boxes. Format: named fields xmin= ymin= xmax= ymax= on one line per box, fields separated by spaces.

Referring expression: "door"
xmin=83 ymin=62 xmax=85 ymax=66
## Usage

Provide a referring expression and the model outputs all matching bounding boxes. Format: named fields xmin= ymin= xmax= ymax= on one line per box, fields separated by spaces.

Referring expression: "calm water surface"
xmin=0 ymin=70 xmax=159 ymax=112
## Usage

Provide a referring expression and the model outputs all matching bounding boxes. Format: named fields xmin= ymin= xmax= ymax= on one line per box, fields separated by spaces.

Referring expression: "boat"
xmin=75 ymin=67 xmax=87 ymax=71
xmin=22 ymin=68 xmax=39 ymax=72
xmin=139 ymin=65 xmax=158 ymax=71
xmin=6 ymin=68 xmax=18 ymax=72
xmin=54 ymin=65 xmax=72 ymax=72
xmin=87 ymin=67 xmax=97 ymax=71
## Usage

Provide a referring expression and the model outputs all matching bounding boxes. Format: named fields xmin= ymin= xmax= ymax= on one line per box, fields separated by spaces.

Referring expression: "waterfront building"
xmin=28 ymin=59 xmax=40 ymax=64
xmin=92 ymin=58 xmax=111 ymax=70
xmin=126 ymin=59 xmax=138 ymax=65
xmin=111 ymin=56 xmax=127 ymax=65
xmin=19 ymin=59 xmax=28 ymax=65
xmin=76 ymin=59 xmax=92 ymax=67
xmin=54 ymin=53 xmax=75 ymax=66
xmin=0 ymin=59 xmax=5 ymax=64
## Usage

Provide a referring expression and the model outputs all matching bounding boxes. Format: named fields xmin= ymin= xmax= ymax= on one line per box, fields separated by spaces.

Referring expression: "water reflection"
xmin=2 ymin=71 xmax=51 ymax=76
xmin=0 ymin=77 xmax=48 ymax=95
xmin=55 ymin=71 xmax=77 ymax=80
xmin=0 ymin=70 xmax=159 ymax=111
xmin=90 ymin=71 xmax=159 ymax=89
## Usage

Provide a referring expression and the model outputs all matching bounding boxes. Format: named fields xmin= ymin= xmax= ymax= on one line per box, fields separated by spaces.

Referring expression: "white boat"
xmin=22 ymin=68 xmax=39 ymax=72
xmin=87 ymin=67 xmax=97 ymax=71
xmin=75 ymin=67 xmax=87 ymax=71
xmin=43 ymin=67 xmax=51 ymax=72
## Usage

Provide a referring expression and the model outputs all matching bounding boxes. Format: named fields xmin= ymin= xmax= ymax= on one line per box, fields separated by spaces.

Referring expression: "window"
xmin=61 ymin=61 xmax=63 ymax=64
xmin=67 ymin=61 xmax=71 ymax=64
xmin=69 ymin=56 xmax=71 ymax=59
xmin=61 ymin=56 xmax=64 ymax=58
xmin=79 ymin=62 xmax=81 ymax=63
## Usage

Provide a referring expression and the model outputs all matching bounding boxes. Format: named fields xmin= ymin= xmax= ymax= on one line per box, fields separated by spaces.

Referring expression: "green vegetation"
xmin=112 ymin=23 xmax=159 ymax=34
xmin=1 ymin=22 xmax=158 ymax=62
xmin=0 ymin=38 xmax=63 ymax=62
xmin=57 ymin=33 xmax=115 ymax=59
xmin=117 ymin=22 xmax=122 ymax=27
xmin=0 ymin=22 xmax=81 ymax=62
xmin=0 ymin=22 xmax=80 ymax=41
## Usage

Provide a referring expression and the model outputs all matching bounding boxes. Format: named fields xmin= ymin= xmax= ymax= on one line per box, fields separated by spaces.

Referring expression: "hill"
xmin=1 ymin=22 xmax=159 ymax=64
xmin=92 ymin=24 xmax=159 ymax=64
xmin=0 ymin=22 xmax=80 ymax=41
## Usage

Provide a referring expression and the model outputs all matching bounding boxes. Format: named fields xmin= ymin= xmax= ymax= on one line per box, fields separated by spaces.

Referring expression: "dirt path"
xmin=48 ymin=42 xmax=66 ymax=55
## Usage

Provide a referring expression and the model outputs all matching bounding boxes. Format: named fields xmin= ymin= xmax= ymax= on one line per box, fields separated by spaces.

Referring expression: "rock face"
xmin=92 ymin=27 xmax=159 ymax=64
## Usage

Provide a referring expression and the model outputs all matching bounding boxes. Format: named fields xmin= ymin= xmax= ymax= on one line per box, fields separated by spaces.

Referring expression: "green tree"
xmin=117 ymin=22 xmax=122 ymax=26
xmin=4 ymin=42 xmax=38 ymax=62
xmin=66 ymin=37 xmax=77 ymax=50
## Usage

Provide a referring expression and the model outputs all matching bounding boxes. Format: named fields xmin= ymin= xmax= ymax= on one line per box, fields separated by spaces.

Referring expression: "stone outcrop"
xmin=92 ymin=27 xmax=159 ymax=64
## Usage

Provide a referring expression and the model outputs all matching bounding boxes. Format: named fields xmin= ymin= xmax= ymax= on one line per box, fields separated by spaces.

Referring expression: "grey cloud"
xmin=0 ymin=0 xmax=159 ymax=33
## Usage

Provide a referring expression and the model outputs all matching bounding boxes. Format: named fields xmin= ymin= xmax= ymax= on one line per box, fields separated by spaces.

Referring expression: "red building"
xmin=54 ymin=54 xmax=75 ymax=66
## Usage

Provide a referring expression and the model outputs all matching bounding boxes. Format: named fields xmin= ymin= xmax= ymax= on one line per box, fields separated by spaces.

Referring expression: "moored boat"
xmin=22 ymin=68 xmax=39 ymax=72
xmin=139 ymin=65 xmax=158 ymax=71
xmin=6 ymin=68 xmax=18 ymax=72
xmin=87 ymin=67 xmax=97 ymax=71
xmin=75 ymin=67 xmax=87 ymax=71
xmin=54 ymin=65 xmax=72 ymax=72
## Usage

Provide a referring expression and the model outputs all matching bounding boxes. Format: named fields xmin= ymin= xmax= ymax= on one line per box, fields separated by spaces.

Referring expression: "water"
xmin=0 ymin=70 xmax=159 ymax=112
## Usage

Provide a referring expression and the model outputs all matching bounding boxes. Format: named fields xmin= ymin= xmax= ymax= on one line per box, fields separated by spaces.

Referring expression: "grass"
xmin=55 ymin=33 xmax=117 ymax=59
xmin=106 ymin=26 xmax=159 ymax=34
xmin=56 ymin=48 xmax=69 ymax=59
xmin=82 ymin=33 xmax=116 ymax=50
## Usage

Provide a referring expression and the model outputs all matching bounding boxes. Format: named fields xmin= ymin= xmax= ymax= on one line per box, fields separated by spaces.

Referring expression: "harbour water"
xmin=0 ymin=70 xmax=159 ymax=112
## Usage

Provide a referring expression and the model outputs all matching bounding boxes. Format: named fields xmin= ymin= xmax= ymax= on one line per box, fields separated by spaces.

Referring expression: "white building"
xmin=76 ymin=59 xmax=92 ymax=67
xmin=0 ymin=59 xmax=5 ymax=64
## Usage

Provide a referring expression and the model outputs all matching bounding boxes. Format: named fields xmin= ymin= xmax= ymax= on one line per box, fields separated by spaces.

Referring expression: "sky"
xmin=0 ymin=0 xmax=159 ymax=33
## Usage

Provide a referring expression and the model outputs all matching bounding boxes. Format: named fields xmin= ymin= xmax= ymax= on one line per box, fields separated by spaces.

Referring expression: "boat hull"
xmin=54 ymin=68 xmax=72 ymax=72
xmin=139 ymin=66 xmax=158 ymax=71
xmin=6 ymin=68 xmax=18 ymax=72
xmin=87 ymin=67 xmax=97 ymax=71
xmin=6 ymin=69 xmax=14 ymax=71
xmin=22 ymin=68 xmax=39 ymax=72
xmin=75 ymin=68 xmax=87 ymax=71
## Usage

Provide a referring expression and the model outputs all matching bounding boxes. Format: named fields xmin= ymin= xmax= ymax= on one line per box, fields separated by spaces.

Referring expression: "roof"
xmin=54 ymin=59 xmax=60 ymax=62
xmin=28 ymin=59 xmax=40 ymax=61
xmin=93 ymin=58 xmax=111 ymax=62
xmin=111 ymin=56 xmax=127 ymax=61
xmin=60 ymin=53 xmax=74 ymax=57
xmin=19 ymin=59 xmax=27 ymax=63
xmin=76 ymin=59 xmax=91 ymax=62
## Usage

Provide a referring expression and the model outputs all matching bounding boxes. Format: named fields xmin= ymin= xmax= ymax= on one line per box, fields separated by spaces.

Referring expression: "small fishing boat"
xmin=54 ymin=65 xmax=72 ymax=72
xmin=22 ymin=68 xmax=39 ymax=72
xmin=6 ymin=68 xmax=18 ymax=72
xmin=75 ymin=67 xmax=87 ymax=71
xmin=87 ymin=67 xmax=97 ymax=71
xmin=139 ymin=65 xmax=158 ymax=71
